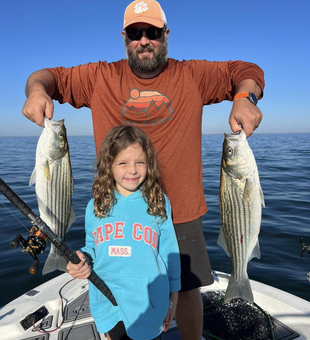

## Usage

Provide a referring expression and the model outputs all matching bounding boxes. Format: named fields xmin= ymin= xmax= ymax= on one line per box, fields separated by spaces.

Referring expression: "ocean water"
xmin=0 ymin=133 xmax=309 ymax=308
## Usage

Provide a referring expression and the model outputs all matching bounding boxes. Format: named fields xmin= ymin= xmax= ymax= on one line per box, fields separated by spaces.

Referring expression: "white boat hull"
xmin=0 ymin=271 xmax=309 ymax=340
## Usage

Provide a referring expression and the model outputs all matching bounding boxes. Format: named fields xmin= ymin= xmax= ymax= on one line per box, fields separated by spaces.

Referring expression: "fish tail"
xmin=224 ymin=276 xmax=254 ymax=304
xmin=42 ymin=245 xmax=68 ymax=275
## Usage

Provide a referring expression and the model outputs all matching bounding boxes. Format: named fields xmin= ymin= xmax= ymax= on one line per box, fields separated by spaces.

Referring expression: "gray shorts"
xmin=174 ymin=217 xmax=214 ymax=292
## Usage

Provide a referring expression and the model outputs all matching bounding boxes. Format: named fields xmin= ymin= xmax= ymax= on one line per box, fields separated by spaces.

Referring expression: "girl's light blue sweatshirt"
xmin=81 ymin=190 xmax=181 ymax=339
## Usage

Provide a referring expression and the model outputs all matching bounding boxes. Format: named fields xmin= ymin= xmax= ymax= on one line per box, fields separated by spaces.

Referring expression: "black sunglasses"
xmin=125 ymin=26 xmax=165 ymax=41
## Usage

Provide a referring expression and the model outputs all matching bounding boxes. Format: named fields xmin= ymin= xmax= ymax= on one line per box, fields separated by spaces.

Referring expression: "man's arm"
xmin=229 ymin=79 xmax=263 ymax=137
xmin=22 ymin=69 xmax=56 ymax=127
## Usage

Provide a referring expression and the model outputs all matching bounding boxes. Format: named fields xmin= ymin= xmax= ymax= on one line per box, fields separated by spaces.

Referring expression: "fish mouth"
xmin=224 ymin=130 xmax=246 ymax=142
xmin=44 ymin=117 xmax=65 ymax=127
xmin=47 ymin=119 xmax=64 ymax=126
xmin=49 ymin=119 xmax=65 ymax=125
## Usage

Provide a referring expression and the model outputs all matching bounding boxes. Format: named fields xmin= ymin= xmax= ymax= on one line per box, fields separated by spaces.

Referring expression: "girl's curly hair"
xmin=92 ymin=126 xmax=167 ymax=220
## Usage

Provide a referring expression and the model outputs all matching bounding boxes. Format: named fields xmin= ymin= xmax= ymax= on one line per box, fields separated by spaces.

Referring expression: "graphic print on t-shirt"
xmin=121 ymin=89 xmax=173 ymax=127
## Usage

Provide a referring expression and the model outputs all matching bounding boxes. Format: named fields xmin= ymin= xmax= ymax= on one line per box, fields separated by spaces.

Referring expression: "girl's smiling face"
xmin=112 ymin=142 xmax=147 ymax=196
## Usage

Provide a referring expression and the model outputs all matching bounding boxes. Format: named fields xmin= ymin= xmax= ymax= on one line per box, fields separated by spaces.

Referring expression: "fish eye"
xmin=226 ymin=147 xmax=233 ymax=156
xmin=58 ymin=132 xmax=64 ymax=138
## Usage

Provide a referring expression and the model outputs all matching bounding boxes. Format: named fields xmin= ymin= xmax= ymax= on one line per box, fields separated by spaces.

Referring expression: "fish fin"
xmin=224 ymin=276 xmax=254 ymax=304
xmin=42 ymin=163 xmax=50 ymax=180
xmin=42 ymin=245 xmax=68 ymax=275
xmin=243 ymin=178 xmax=254 ymax=201
xmin=66 ymin=206 xmax=76 ymax=232
xmin=244 ymin=179 xmax=265 ymax=208
xmin=217 ymin=226 xmax=230 ymax=257
xmin=29 ymin=168 xmax=36 ymax=186
xmin=249 ymin=240 xmax=261 ymax=260
xmin=260 ymin=186 xmax=265 ymax=207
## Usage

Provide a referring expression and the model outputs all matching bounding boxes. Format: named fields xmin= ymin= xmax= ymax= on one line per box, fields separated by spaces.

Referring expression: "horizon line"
xmin=1 ymin=131 xmax=310 ymax=138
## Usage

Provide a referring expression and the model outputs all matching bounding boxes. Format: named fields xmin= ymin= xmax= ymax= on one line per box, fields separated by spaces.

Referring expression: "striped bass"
xmin=30 ymin=118 xmax=75 ymax=275
xmin=218 ymin=129 xmax=264 ymax=303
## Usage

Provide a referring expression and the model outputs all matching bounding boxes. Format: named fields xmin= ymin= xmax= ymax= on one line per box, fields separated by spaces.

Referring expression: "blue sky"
xmin=0 ymin=0 xmax=309 ymax=137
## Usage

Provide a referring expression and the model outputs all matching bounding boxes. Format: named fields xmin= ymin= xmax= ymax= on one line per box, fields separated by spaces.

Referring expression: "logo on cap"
xmin=134 ymin=1 xmax=149 ymax=14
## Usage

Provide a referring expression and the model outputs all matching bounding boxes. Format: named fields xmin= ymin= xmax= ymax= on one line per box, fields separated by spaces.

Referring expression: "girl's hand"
xmin=67 ymin=250 xmax=91 ymax=279
xmin=163 ymin=292 xmax=178 ymax=332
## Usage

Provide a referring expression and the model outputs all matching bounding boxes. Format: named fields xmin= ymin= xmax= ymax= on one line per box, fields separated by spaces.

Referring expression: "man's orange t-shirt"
xmin=47 ymin=59 xmax=264 ymax=224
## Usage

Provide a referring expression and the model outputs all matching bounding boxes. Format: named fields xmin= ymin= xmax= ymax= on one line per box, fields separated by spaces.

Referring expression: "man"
xmin=22 ymin=1 xmax=264 ymax=339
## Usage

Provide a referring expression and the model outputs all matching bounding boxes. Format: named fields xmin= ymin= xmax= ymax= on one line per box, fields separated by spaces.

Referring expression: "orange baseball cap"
xmin=123 ymin=0 xmax=167 ymax=29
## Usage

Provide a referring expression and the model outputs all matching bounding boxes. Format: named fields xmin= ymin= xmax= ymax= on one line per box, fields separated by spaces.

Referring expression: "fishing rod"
xmin=0 ymin=177 xmax=117 ymax=306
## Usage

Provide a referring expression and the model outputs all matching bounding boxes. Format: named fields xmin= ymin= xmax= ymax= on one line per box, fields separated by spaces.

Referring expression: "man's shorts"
xmin=174 ymin=217 xmax=214 ymax=292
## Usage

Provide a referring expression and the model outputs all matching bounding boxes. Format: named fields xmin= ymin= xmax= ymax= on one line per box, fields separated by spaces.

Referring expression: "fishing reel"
xmin=300 ymin=238 xmax=310 ymax=282
xmin=10 ymin=227 xmax=47 ymax=274
xmin=300 ymin=238 xmax=310 ymax=257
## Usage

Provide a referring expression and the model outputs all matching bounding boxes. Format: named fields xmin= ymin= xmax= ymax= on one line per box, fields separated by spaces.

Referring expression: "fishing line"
xmin=0 ymin=199 xmax=30 ymax=232
xmin=32 ymin=278 xmax=77 ymax=334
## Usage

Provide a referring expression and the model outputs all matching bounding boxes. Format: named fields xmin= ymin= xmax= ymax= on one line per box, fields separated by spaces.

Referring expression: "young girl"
xmin=67 ymin=126 xmax=180 ymax=340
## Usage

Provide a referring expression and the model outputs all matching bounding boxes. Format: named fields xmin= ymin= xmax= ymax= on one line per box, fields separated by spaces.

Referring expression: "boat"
xmin=0 ymin=270 xmax=309 ymax=340
xmin=0 ymin=180 xmax=309 ymax=339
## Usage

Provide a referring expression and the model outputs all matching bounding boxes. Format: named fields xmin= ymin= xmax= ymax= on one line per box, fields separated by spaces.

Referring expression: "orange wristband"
xmin=233 ymin=92 xmax=249 ymax=101
xmin=233 ymin=92 xmax=258 ymax=105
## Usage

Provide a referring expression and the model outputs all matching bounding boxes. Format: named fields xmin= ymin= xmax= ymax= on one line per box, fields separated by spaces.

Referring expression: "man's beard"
xmin=124 ymin=36 xmax=169 ymax=75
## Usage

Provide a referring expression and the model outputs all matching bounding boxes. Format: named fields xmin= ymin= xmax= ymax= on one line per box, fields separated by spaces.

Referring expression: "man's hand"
xmin=229 ymin=97 xmax=263 ymax=137
xmin=67 ymin=250 xmax=92 ymax=280
xmin=230 ymin=79 xmax=263 ymax=137
xmin=22 ymin=69 xmax=56 ymax=127
xmin=22 ymin=89 xmax=54 ymax=127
